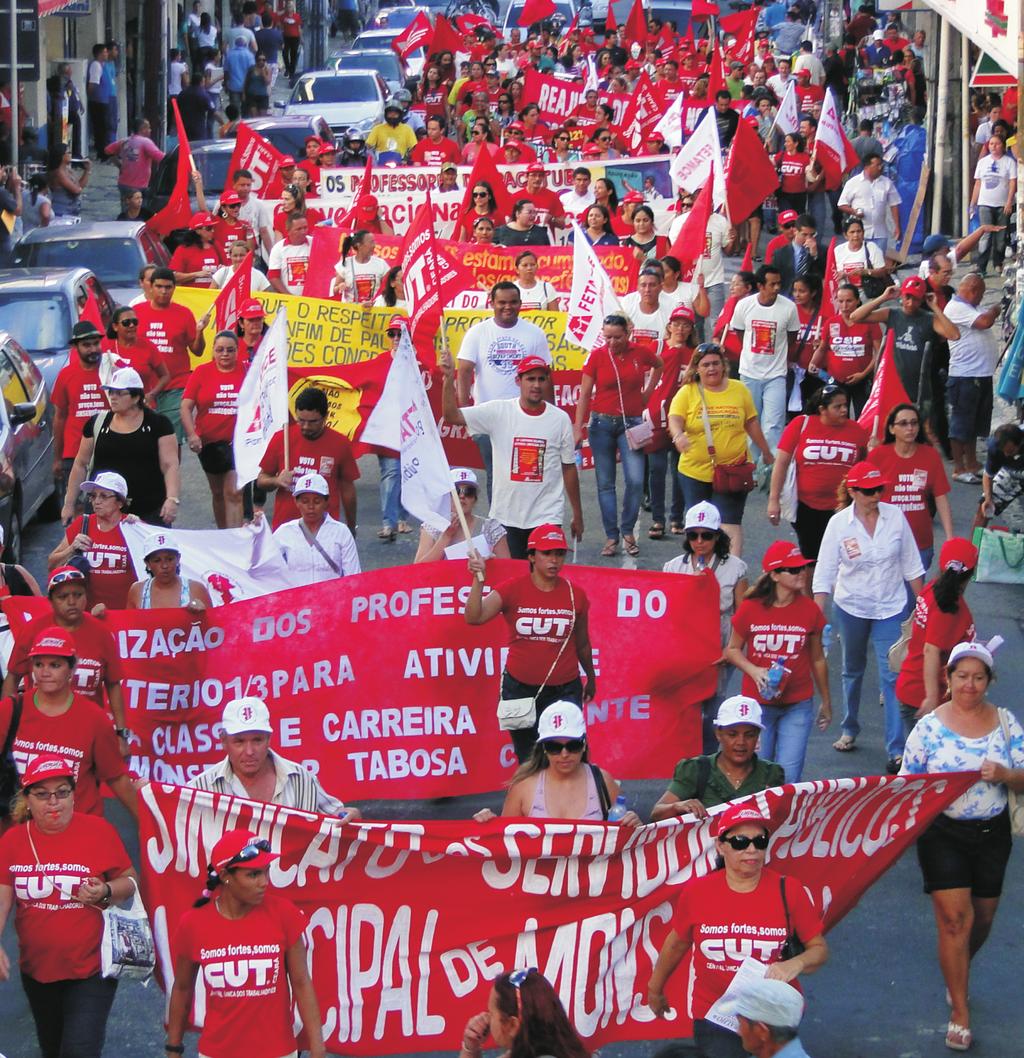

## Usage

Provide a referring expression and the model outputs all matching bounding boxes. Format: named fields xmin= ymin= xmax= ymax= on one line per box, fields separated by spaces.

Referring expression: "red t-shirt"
xmin=9 ymin=613 xmax=123 ymax=708
xmin=173 ymin=894 xmax=306 ymax=1058
xmin=764 ymin=233 xmax=791 ymax=260
xmin=894 ymin=583 xmax=975 ymax=707
xmin=51 ymin=360 xmax=107 ymax=459
xmin=793 ymin=304 xmax=822 ymax=368
xmin=731 ymin=595 xmax=825 ymax=704
xmin=260 ymin=425 xmax=360 ymax=528
xmin=0 ymin=813 xmax=131 ymax=981
xmin=136 ymin=301 xmax=198 ymax=390
xmin=64 ymin=515 xmax=134 ymax=611
xmin=169 ymin=243 xmax=224 ymax=287
xmin=657 ymin=80 xmax=684 ymax=107
xmin=279 ymin=11 xmax=302 ymax=36
xmin=672 ymin=869 xmax=823 ymax=1019
xmin=420 ymin=87 xmax=448 ymax=121
xmin=182 ymin=361 xmax=249 ymax=443
xmin=410 ymin=137 xmax=461 ymax=167
xmin=497 ymin=575 xmax=589 ymax=686
xmin=212 ymin=217 xmax=255 ymax=258
xmin=775 ymin=151 xmax=811 ymax=194
xmin=867 ymin=443 xmax=950 ymax=549
xmin=526 ymin=187 xmax=566 ymax=228
xmin=582 ymin=344 xmax=660 ymax=417
xmin=819 ymin=315 xmax=881 ymax=381
xmin=778 ymin=415 xmax=867 ymax=510
xmin=0 ymin=693 xmax=127 ymax=815
xmin=100 ymin=336 xmax=166 ymax=396
xmin=272 ymin=204 xmax=324 ymax=235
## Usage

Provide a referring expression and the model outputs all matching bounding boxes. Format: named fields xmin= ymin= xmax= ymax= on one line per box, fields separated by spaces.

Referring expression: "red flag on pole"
xmin=392 ymin=10 xmax=433 ymax=60
xmin=706 ymin=44 xmax=728 ymax=98
xmin=429 ymin=14 xmax=462 ymax=56
xmin=619 ymin=70 xmax=662 ymax=151
xmin=518 ymin=0 xmax=557 ymax=24
xmin=740 ymin=243 xmax=753 ymax=272
xmin=227 ymin=123 xmax=290 ymax=199
xmin=458 ymin=143 xmax=515 ymax=235
xmin=725 ymin=117 xmax=779 ymax=223
xmin=213 ymin=251 xmax=254 ymax=332
xmin=857 ymin=330 xmax=912 ymax=440
xmin=667 ymin=179 xmax=713 ymax=265
xmin=691 ymin=0 xmax=720 ymax=18
xmin=822 ymin=236 xmax=839 ymax=314
xmin=624 ymin=0 xmax=648 ymax=46
xmin=721 ymin=8 xmax=758 ymax=62
xmin=146 ymin=100 xmax=194 ymax=238
xmin=814 ymin=89 xmax=860 ymax=186
xmin=335 ymin=154 xmax=375 ymax=231
xmin=79 ymin=286 xmax=105 ymax=330
xmin=604 ymin=1 xmax=617 ymax=31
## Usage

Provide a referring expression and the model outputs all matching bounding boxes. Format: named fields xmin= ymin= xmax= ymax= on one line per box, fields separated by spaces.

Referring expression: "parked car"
xmin=370 ymin=0 xmax=418 ymax=26
xmin=11 ymin=221 xmax=170 ymax=305
xmin=0 ymin=331 xmax=60 ymax=557
xmin=283 ymin=70 xmax=389 ymax=138
xmin=0 ymin=269 xmax=115 ymax=392
xmin=352 ymin=29 xmax=426 ymax=79
xmin=330 ymin=49 xmax=410 ymax=95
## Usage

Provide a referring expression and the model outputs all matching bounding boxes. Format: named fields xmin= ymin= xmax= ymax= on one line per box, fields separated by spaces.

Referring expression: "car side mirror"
xmin=273 ymin=100 xmax=285 ymax=111
xmin=9 ymin=402 xmax=36 ymax=426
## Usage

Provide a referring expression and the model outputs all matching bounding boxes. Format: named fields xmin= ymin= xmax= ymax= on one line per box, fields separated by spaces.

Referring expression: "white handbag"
xmin=99 ymin=877 xmax=156 ymax=982
xmin=997 ymin=708 xmax=1024 ymax=838
xmin=778 ymin=416 xmax=810 ymax=524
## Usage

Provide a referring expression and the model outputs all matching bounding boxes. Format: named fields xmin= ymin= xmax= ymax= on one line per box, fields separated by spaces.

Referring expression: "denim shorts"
xmin=946 ymin=376 xmax=993 ymax=442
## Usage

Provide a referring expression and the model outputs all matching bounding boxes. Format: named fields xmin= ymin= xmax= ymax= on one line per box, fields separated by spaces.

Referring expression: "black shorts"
xmin=198 ymin=440 xmax=235 ymax=475
xmin=916 ymin=808 xmax=1012 ymax=898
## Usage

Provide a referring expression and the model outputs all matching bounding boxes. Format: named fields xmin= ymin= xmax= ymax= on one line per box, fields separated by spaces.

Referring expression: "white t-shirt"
xmin=460 ymin=399 xmax=575 ymax=528
xmin=621 ymin=292 xmax=674 ymax=347
xmin=212 ymin=264 xmax=270 ymax=291
xmin=169 ymin=61 xmax=188 ymax=97
xmin=698 ymin=213 xmax=731 ymax=288
xmin=945 ymin=297 xmax=999 ymax=378
xmin=973 ymin=153 xmax=1017 ymax=208
xmin=836 ymin=173 xmax=902 ymax=239
xmin=515 ymin=280 xmax=558 ymax=310
xmin=732 ymin=292 xmax=800 ymax=380
xmin=660 ymin=283 xmax=699 ymax=311
xmin=267 ymin=238 xmax=312 ymax=295
xmin=832 ymin=240 xmax=885 ymax=284
xmin=333 ymin=254 xmax=391 ymax=303
xmin=87 ymin=60 xmax=104 ymax=87
xmin=560 ymin=189 xmax=596 ymax=217
xmin=458 ymin=318 xmax=551 ymax=403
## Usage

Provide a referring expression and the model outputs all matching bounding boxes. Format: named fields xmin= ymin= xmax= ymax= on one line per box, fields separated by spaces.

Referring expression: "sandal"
xmin=648 ymin=523 xmax=665 ymax=540
xmin=397 ymin=520 xmax=412 ymax=533
xmin=377 ymin=526 xmax=397 ymax=542
xmin=601 ymin=539 xmax=619 ymax=557
xmin=670 ymin=522 xmax=684 ymax=535
xmin=945 ymin=1023 xmax=972 ymax=1051
xmin=623 ymin=536 xmax=640 ymax=556
xmin=832 ymin=734 xmax=857 ymax=752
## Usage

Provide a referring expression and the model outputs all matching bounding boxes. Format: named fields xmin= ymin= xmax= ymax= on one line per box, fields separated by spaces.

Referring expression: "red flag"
xmin=691 ymin=0 xmax=720 ymax=17
xmin=455 ymin=13 xmax=494 ymax=33
xmin=604 ymin=1 xmax=617 ymax=32
xmin=722 ymin=8 xmax=758 ymax=62
xmin=857 ymin=330 xmax=911 ymax=440
xmin=393 ymin=10 xmax=433 ymax=60
xmin=429 ymin=14 xmax=462 ymax=56
xmin=725 ymin=118 xmax=779 ymax=223
xmin=213 ymin=251 xmax=254 ymax=332
xmin=624 ymin=0 xmax=648 ymax=45
xmin=335 ymin=153 xmax=375 ymax=231
xmin=706 ymin=44 xmax=728 ymax=98
xmin=518 ymin=0 xmax=556 ymax=25
xmin=227 ymin=123 xmax=289 ymax=199
xmin=619 ymin=70 xmax=662 ymax=151
xmin=147 ymin=100 xmax=194 ymax=238
xmin=79 ymin=286 xmax=104 ymax=330
xmin=822 ymin=236 xmax=839 ymax=314
xmin=667 ymin=179 xmax=713 ymax=265
xmin=557 ymin=11 xmax=579 ymax=54
xmin=740 ymin=243 xmax=753 ymax=272
xmin=459 ymin=143 xmax=515 ymax=234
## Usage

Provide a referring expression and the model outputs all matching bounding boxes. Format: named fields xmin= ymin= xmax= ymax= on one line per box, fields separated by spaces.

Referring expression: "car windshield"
xmin=13 ymin=237 xmax=142 ymax=285
xmin=336 ymin=53 xmax=400 ymax=79
xmin=292 ymin=76 xmax=378 ymax=104
xmin=0 ymin=295 xmax=72 ymax=354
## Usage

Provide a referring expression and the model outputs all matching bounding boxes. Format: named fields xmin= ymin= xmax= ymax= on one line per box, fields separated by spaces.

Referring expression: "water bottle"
xmin=607 ymin=795 xmax=628 ymax=822
xmin=762 ymin=658 xmax=787 ymax=702
xmin=574 ymin=447 xmax=583 ymax=469
xmin=821 ymin=623 xmax=834 ymax=656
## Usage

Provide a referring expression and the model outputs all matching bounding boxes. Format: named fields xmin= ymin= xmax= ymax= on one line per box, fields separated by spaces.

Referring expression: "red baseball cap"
xmin=526 ymin=162 xmax=546 ymax=173
xmin=238 ymin=298 xmax=265 ymax=319
xmin=279 ymin=155 xmax=296 ymax=166
xmin=527 ymin=523 xmax=569 ymax=551
xmin=796 ymin=68 xmax=811 ymax=78
xmin=900 ymin=276 xmax=927 ymax=299
xmin=219 ymin=191 xmax=242 ymax=206
xmin=515 ymin=355 xmax=551 ymax=377
xmin=623 ymin=190 xmax=645 ymax=203
xmin=508 ymin=120 xmax=528 ymax=132
xmin=318 ymin=142 xmax=338 ymax=156
xmin=713 ymin=802 xmax=775 ymax=837
xmin=47 ymin=566 xmax=86 ymax=593
xmin=28 ymin=626 xmax=76 ymax=658
xmin=387 ymin=315 xmax=409 ymax=331
xmin=305 ymin=134 xmax=322 ymax=146
xmin=582 ymin=143 xmax=604 ymax=156
xmin=189 ymin=211 xmax=217 ymax=229
xmin=503 ymin=141 xmax=525 ymax=155
xmin=940 ymin=537 xmax=979 ymax=573
xmin=762 ymin=540 xmax=813 ymax=571
xmin=670 ymin=304 xmax=696 ymax=322
xmin=21 ymin=753 xmax=76 ymax=788
xmin=778 ymin=209 xmax=799 ymax=226
xmin=626 ymin=59 xmax=642 ymax=70
xmin=844 ymin=461 xmax=888 ymax=490
xmin=210 ymin=829 xmax=279 ymax=871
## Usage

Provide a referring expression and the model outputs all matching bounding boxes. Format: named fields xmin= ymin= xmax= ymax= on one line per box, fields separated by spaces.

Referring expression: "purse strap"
xmin=534 ymin=581 xmax=576 ymax=699
xmin=606 ymin=348 xmax=630 ymax=420
xmin=696 ymin=383 xmax=718 ymax=465
xmin=299 ymin=521 xmax=342 ymax=576
xmin=27 ymin=821 xmax=77 ymax=902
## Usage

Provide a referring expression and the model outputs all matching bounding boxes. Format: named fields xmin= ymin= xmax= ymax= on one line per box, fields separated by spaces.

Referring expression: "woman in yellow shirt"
xmin=668 ymin=343 xmax=774 ymax=558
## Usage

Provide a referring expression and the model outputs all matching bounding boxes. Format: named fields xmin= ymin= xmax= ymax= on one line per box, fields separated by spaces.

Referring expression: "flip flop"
xmin=945 ymin=1023 xmax=972 ymax=1051
xmin=670 ymin=523 xmax=684 ymax=535
xmin=648 ymin=523 xmax=665 ymax=540
xmin=623 ymin=536 xmax=640 ymax=557
xmin=397 ymin=520 xmax=413 ymax=533
xmin=832 ymin=734 xmax=857 ymax=752
xmin=601 ymin=539 xmax=618 ymax=557
xmin=377 ymin=526 xmax=397 ymax=542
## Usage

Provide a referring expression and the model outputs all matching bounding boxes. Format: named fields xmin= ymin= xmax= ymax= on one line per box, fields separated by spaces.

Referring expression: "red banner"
xmin=139 ymin=773 xmax=973 ymax=1054
xmin=519 ymin=72 xmax=632 ymax=129
xmin=212 ymin=251 xmax=253 ymax=331
xmin=3 ymin=562 xmax=716 ymax=798
xmin=227 ymin=123 xmax=289 ymax=198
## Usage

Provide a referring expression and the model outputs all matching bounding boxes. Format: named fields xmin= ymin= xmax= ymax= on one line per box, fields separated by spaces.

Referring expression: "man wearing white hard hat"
xmin=651 ymin=696 xmax=784 ymax=822
xmin=190 ymin=696 xmax=360 ymax=820
xmin=718 ymin=977 xmax=811 ymax=1058
xmin=126 ymin=530 xmax=212 ymax=610
xmin=273 ymin=472 xmax=360 ymax=584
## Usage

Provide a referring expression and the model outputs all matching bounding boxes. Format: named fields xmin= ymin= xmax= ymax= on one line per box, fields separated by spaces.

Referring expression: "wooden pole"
xmin=895 ymin=163 xmax=931 ymax=265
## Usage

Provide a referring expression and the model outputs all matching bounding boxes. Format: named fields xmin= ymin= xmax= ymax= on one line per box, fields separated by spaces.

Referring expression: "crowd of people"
xmin=0 ymin=0 xmax=1023 ymax=1056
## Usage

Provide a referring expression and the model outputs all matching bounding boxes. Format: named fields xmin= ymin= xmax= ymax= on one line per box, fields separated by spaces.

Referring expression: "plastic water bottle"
xmin=821 ymin=623 xmax=834 ymax=656
xmin=607 ymin=795 xmax=629 ymax=822
xmin=762 ymin=659 xmax=787 ymax=701
xmin=574 ymin=447 xmax=583 ymax=469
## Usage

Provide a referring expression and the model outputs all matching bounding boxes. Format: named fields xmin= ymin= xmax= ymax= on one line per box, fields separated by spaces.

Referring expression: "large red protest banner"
xmin=3 ymin=562 xmax=717 ymax=799
xmin=139 ymin=773 xmax=973 ymax=1054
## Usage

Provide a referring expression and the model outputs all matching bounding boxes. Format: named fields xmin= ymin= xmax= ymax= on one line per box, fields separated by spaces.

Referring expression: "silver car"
xmin=283 ymin=70 xmax=389 ymax=138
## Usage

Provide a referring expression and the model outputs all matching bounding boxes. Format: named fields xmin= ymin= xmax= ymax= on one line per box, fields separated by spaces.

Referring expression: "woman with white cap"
xmin=901 ymin=641 xmax=1024 ymax=1052
xmin=166 ymin=829 xmax=326 ymax=1058
xmin=647 ymin=802 xmax=828 ymax=1058
xmin=414 ymin=468 xmax=510 ymax=563
xmin=126 ymin=532 xmax=212 ymax=611
xmin=273 ymin=472 xmax=360 ymax=583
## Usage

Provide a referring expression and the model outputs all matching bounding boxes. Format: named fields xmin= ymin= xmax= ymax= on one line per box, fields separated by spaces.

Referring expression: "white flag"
xmin=584 ymin=55 xmax=598 ymax=93
xmin=670 ymin=113 xmax=726 ymax=207
xmin=564 ymin=222 xmax=624 ymax=351
xmin=652 ymin=90 xmax=686 ymax=149
xmin=232 ymin=307 xmax=290 ymax=488
xmin=360 ymin=330 xmax=453 ymax=532
xmin=774 ymin=79 xmax=801 ymax=136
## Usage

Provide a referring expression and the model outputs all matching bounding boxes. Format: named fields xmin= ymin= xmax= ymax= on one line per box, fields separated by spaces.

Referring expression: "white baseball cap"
xmin=451 ymin=468 xmax=478 ymax=486
xmin=947 ymin=641 xmax=994 ymax=671
xmin=221 ymin=696 xmax=273 ymax=736
xmin=717 ymin=977 xmax=805 ymax=1029
xmin=143 ymin=530 xmax=180 ymax=558
xmin=715 ymin=695 xmax=764 ymax=730
xmin=684 ymin=501 xmax=722 ymax=532
xmin=537 ymin=701 xmax=586 ymax=741
xmin=293 ymin=472 xmax=329 ymax=496
xmin=81 ymin=471 xmax=129 ymax=499
xmin=103 ymin=366 xmax=145 ymax=391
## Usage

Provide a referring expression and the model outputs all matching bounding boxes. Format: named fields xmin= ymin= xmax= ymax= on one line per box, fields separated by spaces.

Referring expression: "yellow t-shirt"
xmin=668 ymin=379 xmax=757 ymax=483
xmin=365 ymin=121 xmax=418 ymax=158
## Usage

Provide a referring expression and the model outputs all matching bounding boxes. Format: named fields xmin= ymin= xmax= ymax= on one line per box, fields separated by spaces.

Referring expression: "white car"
xmin=284 ymin=70 xmax=389 ymax=138
xmin=352 ymin=28 xmax=425 ymax=80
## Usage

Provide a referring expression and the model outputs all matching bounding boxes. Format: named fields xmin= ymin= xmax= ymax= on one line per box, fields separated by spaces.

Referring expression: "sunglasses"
xmin=224 ymin=202 xmax=241 ymax=209
xmin=455 ymin=486 xmax=477 ymax=497
xmin=893 ymin=419 xmax=919 ymax=428
xmin=118 ymin=318 xmax=139 ymax=326
xmin=386 ymin=328 xmax=402 ymax=337
xmin=49 ymin=569 xmax=85 ymax=588
xmin=853 ymin=485 xmax=884 ymax=495
xmin=686 ymin=530 xmax=717 ymax=541
xmin=226 ymin=838 xmax=273 ymax=867
xmin=509 ymin=130 xmax=525 ymax=136
xmin=543 ymin=738 xmax=585 ymax=754
xmin=720 ymin=832 xmax=770 ymax=851
xmin=555 ymin=134 xmax=569 ymax=141
xmin=603 ymin=314 xmax=628 ymax=327
xmin=473 ymin=190 xmax=489 ymax=197
xmin=777 ymin=565 xmax=808 ymax=575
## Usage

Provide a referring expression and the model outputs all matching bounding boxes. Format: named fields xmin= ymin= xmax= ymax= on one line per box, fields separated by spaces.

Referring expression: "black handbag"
xmin=0 ymin=695 xmax=24 ymax=820
xmin=779 ymin=875 xmax=806 ymax=960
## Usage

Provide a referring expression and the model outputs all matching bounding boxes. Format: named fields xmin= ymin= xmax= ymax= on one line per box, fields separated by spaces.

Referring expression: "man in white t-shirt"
xmin=442 ymin=352 xmax=582 ymax=558
xmin=267 ymin=213 xmax=311 ymax=295
xmin=944 ymin=273 xmax=1001 ymax=482
xmin=560 ymin=167 xmax=597 ymax=219
xmin=837 ymin=154 xmax=902 ymax=250
xmin=730 ymin=264 xmax=799 ymax=453
xmin=457 ymin=281 xmax=553 ymax=497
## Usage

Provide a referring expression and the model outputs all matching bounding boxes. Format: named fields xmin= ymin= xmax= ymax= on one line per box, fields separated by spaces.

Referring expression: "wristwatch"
xmin=115 ymin=728 xmax=134 ymax=740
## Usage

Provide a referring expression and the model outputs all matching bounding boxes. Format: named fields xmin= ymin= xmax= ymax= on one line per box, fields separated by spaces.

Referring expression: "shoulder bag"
xmin=778 ymin=875 xmax=807 ymax=960
xmin=589 ymin=763 xmax=612 ymax=820
xmin=607 ymin=349 xmax=654 ymax=451
xmin=697 ymin=383 xmax=755 ymax=494
xmin=299 ymin=521 xmax=342 ymax=576
xmin=778 ymin=416 xmax=810 ymax=524
xmin=886 ymin=614 xmax=915 ymax=672
xmin=497 ymin=582 xmax=576 ymax=731
xmin=0 ymin=694 xmax=24 ymax=820
xmin=66 ymin=514 xmax=92 ymax=578
xmin=997 ymin=708 xmax=1024 ymax=838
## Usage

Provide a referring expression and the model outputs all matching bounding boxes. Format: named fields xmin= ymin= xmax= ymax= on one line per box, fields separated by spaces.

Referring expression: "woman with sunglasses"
xmin=169 ymin=211 xmax=224 ymax=288
xmin=724 ymin=540 xmax=830 ymax=782
xmin=460 ymin=180 xmax=501 ymax=239
xmin=166 ymin=829 xmax=326 ymax=1058
xmin=494 ymin=200 xmax=551 ymax=247
xmin=813 ymin=461 xmax=925 ymax=771
xmin=415 ymin=468 xmax=509 ymax=563
xmin=211 ymin=190 xmax=255 ymax=259
xmin=494 ymin=93 xmax=517 ymax=130
xmin=101 ymin=304 xmax=170 ymax=407
xmin=767 ymin=382 xmax=868 ymax=560
xmin=549 ymin=127 xmax=579 ymax=163
xmin=569 ymin=204 xmax=620 ymax=247
xmin=0 ymin=754 xmax=138 ymax=1058
xmin=807 ymin=283 xmax=881 ymax=417
xmin=647 ymin=802 xmax=828 ymax=1058
xmin=462 ymin=120 xmax=500 ymax=164
xmin=513 ymin=251 xmax=559 ymax=311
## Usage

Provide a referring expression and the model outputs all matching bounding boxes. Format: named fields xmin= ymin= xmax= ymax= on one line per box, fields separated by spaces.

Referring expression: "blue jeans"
xmin=705 ymin=282 xmax=726 ymax=334
xmin=976 ymin=204 xmax=1009 ymax=272
xmin=905 ymin=546 xmax=934 ymax=615
xmin=378 ymin=456 xmax=408 ymax=529
xmin=739 ymin=373 xmax=786 ymax=453
xmin=760 ymin=697 xmax=815 ymax=782
xmin=22 ymin=972 xmax=118 ymax=1058
xmin=472 ymin=433 xmax=493 ymax=502
xmin=588 ymin=413 xmax=645 ymax=539
xmin=648 ymin=447 xmax=684 ymax=525
xmin=835 ymin=605 xmax=905 ymax=758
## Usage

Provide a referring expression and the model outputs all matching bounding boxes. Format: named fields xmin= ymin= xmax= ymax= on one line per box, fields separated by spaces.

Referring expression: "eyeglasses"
xmin=473 ymin=190 xmax=489 ymax=198
xmin=386 ymin=329 xmax=402 ymax=337
xmin=509 ymin=129 xmax=525 ymax=137
xmin=720 ymin=832 xmax=770 ymax=851
xmin=555 ymin=134 xmax=569 ymax=141
xmin=29 ymin=786 xmax=74 ymax=802
xmin=686 ymin=530 xmax=717 ymax=541
xmin=226 ymin=838 xmax=272 ymax=867
xmin=49 ymin=569 xmax=85 ymax=588
xmin=854 ymin=485 xmax=884 ymax=495
xmin=893 ymin=418 xmax=919 ymax=428
xmin=118 ymin=318 xmax=139 ymax=326
xmin=543 ymin=738 xmax=585 ymax=754
xmin=598 ymin=135 xmax=612 ymax=142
